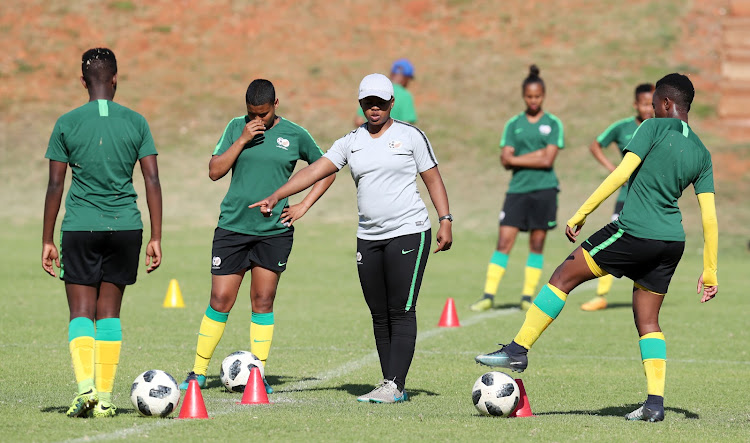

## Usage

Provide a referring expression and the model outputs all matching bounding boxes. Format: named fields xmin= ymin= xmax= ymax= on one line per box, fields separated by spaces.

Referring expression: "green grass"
xmin=1 ymin=221 xmax=748 ymax=441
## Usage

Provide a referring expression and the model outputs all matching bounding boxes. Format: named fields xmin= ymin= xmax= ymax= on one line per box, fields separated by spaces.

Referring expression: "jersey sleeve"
xmin=622 ymin=118 xmax=655 ymax=160
xmin=412 ymin=128 xmax=438 ymax=172
xmin=212 ymin=118 xmax=241 ymax=156
xmin=45 ymin=120 xmax=69 ymax=163
xmin=322 ymin=134 xmax=351 ymax=170
xmin=499 ymin=116 xmax=516 ymax=148
xmin=693 ymin=152 xmax=715 ymax=194
xmin=298 ymin=128 xmax=324 ymax=164
xmin=137 ymin=115 xmax=158 ymax=159
xmin=547 ymin=115 xmax=565 ymax=148
xmin=596 ymin=120 xmax=621 ymax=147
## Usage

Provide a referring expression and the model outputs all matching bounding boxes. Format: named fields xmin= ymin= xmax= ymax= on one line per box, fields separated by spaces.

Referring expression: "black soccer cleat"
xmin=475 ymin=343 xmax=528 ymax=372
xmin=625 ymin=404 xmax=665 ymax=422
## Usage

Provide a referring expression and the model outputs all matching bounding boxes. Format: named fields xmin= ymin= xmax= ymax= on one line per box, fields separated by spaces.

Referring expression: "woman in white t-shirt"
xmin=251 ymin=73 xmax=452 ymax=403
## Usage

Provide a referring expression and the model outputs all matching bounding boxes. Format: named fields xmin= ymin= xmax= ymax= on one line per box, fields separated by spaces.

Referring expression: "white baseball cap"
xmin=358 ymin=73 xmax=394 ymax=100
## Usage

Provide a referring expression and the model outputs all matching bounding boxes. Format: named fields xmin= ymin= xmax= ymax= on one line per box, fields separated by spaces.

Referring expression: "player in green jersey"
xmin=42 ymin=48 xmax=163 ymax=418
xmin=471 ymin=65 xmax=564 ymax=312
xmin=581 ymin=83 xmax=654 ymax=311
xmin=476 ymin=73 xmax=718 ymax=423
xmin=354 ymin=58 xmax=417 ymax=126
xmin=180 ymin=79 xmax=335 ymax=394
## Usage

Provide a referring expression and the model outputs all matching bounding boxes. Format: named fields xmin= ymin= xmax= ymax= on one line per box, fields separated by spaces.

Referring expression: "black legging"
xmin=356 ymin=229 xmax=430 ymax=391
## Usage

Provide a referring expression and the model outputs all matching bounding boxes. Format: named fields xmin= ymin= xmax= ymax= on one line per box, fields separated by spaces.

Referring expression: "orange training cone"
xmin=510 ymin=378 xmax=535 ymax=417
xmin=437 ymin=297 xmax=460 ymax=327
xmin=177 ymin=379 xmax=209 ymax=419
xmin=163 ymin=279 xmax=185 ymax=308
xmin=238 ymin=366 xmax=270 ymax=405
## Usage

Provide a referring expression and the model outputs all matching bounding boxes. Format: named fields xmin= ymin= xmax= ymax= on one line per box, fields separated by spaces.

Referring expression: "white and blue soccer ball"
xmin=472 ymin=371 xmax=520 ymax=417
xmin=130 ymin=370 xmax=181 ymax=417
xmin=220 ymin=351 xmax=264 ymax=393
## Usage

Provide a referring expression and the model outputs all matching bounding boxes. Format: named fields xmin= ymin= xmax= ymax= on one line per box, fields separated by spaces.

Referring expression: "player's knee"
xmin=209 ymin=291 xmax=237 ymax=312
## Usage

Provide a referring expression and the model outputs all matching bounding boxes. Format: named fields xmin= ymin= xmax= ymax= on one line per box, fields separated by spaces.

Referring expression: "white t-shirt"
xmin=324 ymin=120 xmax=439 ymax=240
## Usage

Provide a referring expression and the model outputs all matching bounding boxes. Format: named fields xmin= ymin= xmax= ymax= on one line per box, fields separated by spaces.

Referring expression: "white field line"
xmin=59 ymin=308 xmax=517 ymax=442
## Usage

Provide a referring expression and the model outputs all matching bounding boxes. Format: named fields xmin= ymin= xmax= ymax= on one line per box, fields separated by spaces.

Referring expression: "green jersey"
xmin=213 ymin=116 xmax=323 ymax=236
xmin=45 ymin=99 xmax=158 ymax=231
xmin=500 ymin=112 xmax=564 ymax=193
xmin=597 ymin=116 xmax=641 ymax=202
xmin=615 ymin=118 xmax=714 ymax=241
xmin=357 ymin=83 xmax=417 ymax=123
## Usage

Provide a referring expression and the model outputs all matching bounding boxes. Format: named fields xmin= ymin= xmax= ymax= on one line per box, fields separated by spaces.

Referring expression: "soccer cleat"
xmin=520 ymin=295 xmax=533 ymax=311
xmin=470 ymin=294 xmax=494 ymax=312
xmin=88 ymin=400 xmax=117 ymax=418
xmin=357 ymin=380 xmax=408 ymax=403
xmin=475 ymin=343 xmax=528 ymax=372
xmin=625 ymin=403 xmax=665 ymax=422
xmin=263 ymin=377 xmax=273 ymax=394
xmin=178 ymin=371 xmax=206 ymax=390
xmin=66 ymin=388 xmax=98 ymax=418
xmin=581 ymin=295 xmax=608 ymax=311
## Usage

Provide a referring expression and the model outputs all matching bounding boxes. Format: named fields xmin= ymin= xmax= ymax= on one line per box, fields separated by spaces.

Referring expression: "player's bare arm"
xmin=280 ymin=174 xmax=336 ymax=226
xmin=500 ymin=146 xmax=515 ymax=170
xmin=420 ymin=166 xmax=452 ymax=253
xmin=250 ymin=157 xmax=339 ymax=216
xmin=140 ymin=154 xmax=162 ymax=273
xmin=506 ymin=144 xmax=559 ymax=170
xmin=41 ymin=160 xmax=67 ymax=277
xmin=208 ymin=119 xmax=266 ymax=181
xmin=589 ymin=140 xmax=617 ymax=173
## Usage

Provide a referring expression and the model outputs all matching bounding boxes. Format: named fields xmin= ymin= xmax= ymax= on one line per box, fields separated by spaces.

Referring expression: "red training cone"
xmin=177 ymin=379 xmax=210 ymax=419
xmin=510 ymin=378 xmax=535 ymax=417
xmin=437 ymin=297 xmax=460 ymax=327
xmin=238 ymin=366 xmax=270 ymax=405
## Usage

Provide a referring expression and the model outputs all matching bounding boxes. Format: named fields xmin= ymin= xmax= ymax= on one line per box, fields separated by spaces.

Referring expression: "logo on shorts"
xmin=548 ymin=221 xmax=557 ymax=227
xmin=212 ymin=256 xmax=221 ymax=269
xmin=388 ymin=140 xmax=402 ymax=150
xmin=499 ymin=211 xmax=506 ymax=222
xmin=539 ymin=124 xmax=552 ymax=135
xmin=276 ymin=137 xmax=290 ymax=150
xmin=356 ymin=251 xmax=362 ymax=265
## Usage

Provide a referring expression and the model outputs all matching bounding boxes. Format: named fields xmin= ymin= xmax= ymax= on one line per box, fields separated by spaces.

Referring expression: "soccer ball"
xmin=472 ymin=371 xmax=520 ymax=417
xmin=220 ymin=351 xmax=264 ymax=393
xmin=130 ymin=370 xmax=181 ymax=417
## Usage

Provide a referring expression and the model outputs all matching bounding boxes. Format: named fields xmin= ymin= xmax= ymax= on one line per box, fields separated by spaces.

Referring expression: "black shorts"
xmin=500 ymin=188 xmax=558 ymax=231
xmin=60 ymin=230 xmax=142 ymax=285
xmin=582 ymin=223 xmax=685 ymax=294
xmin=611 ymin=201 xmax=625 ymax=222
xmin=211 ymin=227 xmax=293 ymax=275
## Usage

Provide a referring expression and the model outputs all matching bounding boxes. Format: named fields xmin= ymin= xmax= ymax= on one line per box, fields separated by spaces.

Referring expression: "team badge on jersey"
xmin=276 ymin=137 xmax=290 ymax=150
xmin=539 ymin=125 xmax=552 ymax=135
xmin=388 ymin=140 xmax=402 ymax=150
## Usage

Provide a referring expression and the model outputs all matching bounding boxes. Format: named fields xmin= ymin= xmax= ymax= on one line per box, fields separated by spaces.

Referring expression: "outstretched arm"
xmin=250 ymin=157 xmax=339 ymax=215
xmin=42 ymin=160 xmax=67 ymax=277
xmin=420 ymin=166 xmax=452 ymax=253
xmin=140 ymin=154 xmax=162 ymax=273
xmin=696 ymin=192 xmax=718 ymax=302
xmin=566 ymin=151 xmax=642 ymax=242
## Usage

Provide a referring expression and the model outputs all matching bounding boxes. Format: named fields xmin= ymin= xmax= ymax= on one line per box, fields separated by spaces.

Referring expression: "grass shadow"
xmin=535 ymin=404 xmax=699 ymax=419
xmin=40 ymin=405 xmax=139 ymax=416
xmin=277 ymin=382 xmax=439 ymax=399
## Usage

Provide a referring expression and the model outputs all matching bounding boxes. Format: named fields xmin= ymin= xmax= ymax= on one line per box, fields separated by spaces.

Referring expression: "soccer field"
xmin=1 ymin=222 xmax=748 ymax=442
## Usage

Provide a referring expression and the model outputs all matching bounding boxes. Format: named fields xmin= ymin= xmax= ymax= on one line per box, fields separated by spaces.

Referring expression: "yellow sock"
xmin=193 ymin=306 xmax=229 ymax=376
xmin=250 ymin=312 xmax=274 ymax=366
xmin=596 ymin=274 xmax=614 ymax=297
xmin=94 ymin=318 xmax=122 ymax=403
xmin=522 ymin=253 xmax=544 ymax=296
xmin=483 ymin=251 xmax=509 ymax=296
xmin=640 ymin=332 xmax=666 ymax=397
xmin=514 ymin=284 xmax=568 ymax=349
xmin=68 ymin=317 xmax=95 ymax=393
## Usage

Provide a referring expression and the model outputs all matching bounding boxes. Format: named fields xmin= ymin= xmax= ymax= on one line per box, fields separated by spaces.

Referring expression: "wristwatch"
xmin=438 ymin=214 xmax=453 ymax=223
